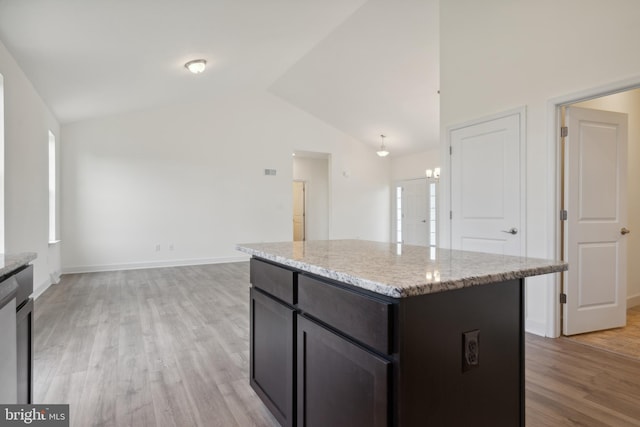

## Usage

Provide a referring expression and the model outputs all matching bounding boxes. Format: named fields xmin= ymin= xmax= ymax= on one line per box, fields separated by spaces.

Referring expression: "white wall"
xmin=293 ymin=156 xmax=330 ymax=241
xmin=61 ymin=93 xmax=390 ymax=272
xmin=390 ymin=148 xmax=441 ymax=182
xmin=573 ymin=90 xmax=640 ymax=307
xmin=441 ymin=0 xmax=640 ymax=336
xmin=0 ymin=40 xmax=61 ymax=293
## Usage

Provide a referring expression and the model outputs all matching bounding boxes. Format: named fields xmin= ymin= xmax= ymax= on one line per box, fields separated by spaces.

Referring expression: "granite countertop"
xmin=236 ymin=240 xmax=568 ymax=298
xmin=0 ymin=252 xmax=36 ymax=307
xmin=0 ymin=252 xmax=37 ymax=278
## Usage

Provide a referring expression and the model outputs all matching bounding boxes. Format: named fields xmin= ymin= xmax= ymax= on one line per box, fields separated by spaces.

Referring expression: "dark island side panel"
xmin=397 ymin=279 xmax=523 ymax=427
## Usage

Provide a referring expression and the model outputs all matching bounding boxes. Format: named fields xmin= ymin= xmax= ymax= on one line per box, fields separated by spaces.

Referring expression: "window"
xmin=395 ymin=186 xmax=402 ymax=243
xmin=429 ymin=182 xmax=437 ymax=246
xmin=48 ymin=131 xmax=56 ymax=242
xmin=0 ymin=74 xmax=4 ymax=250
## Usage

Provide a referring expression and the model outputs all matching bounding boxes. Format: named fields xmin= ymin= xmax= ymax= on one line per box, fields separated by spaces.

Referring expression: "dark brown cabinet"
xmin=249 ymin=287 xmax=294 ymax=427
xmin=296 ymin=315 xmax=389 ymax=427
xmin=249 ymin=257 xmax=525 ymax=427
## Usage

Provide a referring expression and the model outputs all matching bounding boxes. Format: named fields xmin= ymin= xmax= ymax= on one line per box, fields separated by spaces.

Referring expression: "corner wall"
xmin=61 ymin=93 xmax=390 ymax=272
xmin=440 ymin=0 xmax=640 ymax=336
xmin=0 ymin=39 xmax=61 ymax=294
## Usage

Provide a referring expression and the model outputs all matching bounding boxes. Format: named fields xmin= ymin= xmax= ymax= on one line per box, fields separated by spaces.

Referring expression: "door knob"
xmin=621 ymin=227 xmax=631 ymax=235
xmin=501 ymin=228 xmax=518 ymax=235
xmin=421 ymin=220 xmax=427 ymax=223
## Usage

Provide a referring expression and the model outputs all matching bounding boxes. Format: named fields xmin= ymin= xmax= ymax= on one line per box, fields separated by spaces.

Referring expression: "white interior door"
xmin=563 ymin=106 xmax=628 ymax=335
xmin=450 ymin=111 xmax=524 ymax=256
xmin=400 ymin=179 xmax=429 ymax=246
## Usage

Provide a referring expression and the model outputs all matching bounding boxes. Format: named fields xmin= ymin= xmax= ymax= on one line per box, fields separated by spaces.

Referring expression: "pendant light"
xmin=377 ymin=134 xmax=390 ymax=157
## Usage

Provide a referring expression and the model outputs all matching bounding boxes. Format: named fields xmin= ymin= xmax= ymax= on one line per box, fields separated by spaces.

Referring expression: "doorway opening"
xmin=292 ymin=151 xmax=330 ymax=241
xmin=293 ymin=181 xmax=305 ymax=241
xmin=557 ymin=87 xmax=640 ymax=339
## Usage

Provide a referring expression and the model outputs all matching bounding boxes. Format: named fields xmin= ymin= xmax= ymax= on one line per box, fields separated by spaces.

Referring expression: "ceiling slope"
xmin=270 ymin=0 xmax=439 ymax=155
xmin=0 ymin=0 xmax=439 ymax=154
xmin=0 ymin=0 xmax=366 ymax=124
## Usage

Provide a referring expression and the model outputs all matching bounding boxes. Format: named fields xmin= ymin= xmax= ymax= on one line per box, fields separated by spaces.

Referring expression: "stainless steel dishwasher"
xmin=15 ymin=265 xmax=34 ymax=404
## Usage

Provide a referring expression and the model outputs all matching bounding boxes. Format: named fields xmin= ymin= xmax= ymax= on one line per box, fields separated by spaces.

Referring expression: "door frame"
xmin=443 ymin=106 xmax=527 ymax=257
xmin=293 ymin=179 xmax=306 ymax=241
xmin=548 ymin=76 xmax=640 ymax=337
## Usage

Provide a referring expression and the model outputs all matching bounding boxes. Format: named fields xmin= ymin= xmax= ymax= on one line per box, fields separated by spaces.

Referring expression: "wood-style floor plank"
xmin=526 ymin=333 xmax=640 ymax=426
xmin=34 ymin=264 xmax=278 ymax=427
xmin=34 ymin=263 xmax=640 ymax=426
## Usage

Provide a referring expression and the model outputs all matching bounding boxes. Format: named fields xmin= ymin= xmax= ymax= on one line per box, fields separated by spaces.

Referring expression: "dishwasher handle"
xmin=0 ymin=276 xmax=18 ymax=310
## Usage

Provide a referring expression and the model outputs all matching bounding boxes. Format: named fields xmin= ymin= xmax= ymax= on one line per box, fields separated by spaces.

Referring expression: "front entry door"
xmin=450 ymin=111 xmax=524 ymax=256
xmin=400 ymin=179 xmax=429 ymax=246
xmin=563 ymin=106 xmax=629 ymax=335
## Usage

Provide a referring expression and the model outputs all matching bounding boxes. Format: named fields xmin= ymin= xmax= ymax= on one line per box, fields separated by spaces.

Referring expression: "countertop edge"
xmin=236 ymin=245 xmax=567 ymax=298
xmin=0 ymin=252 xmax=37 ymax=278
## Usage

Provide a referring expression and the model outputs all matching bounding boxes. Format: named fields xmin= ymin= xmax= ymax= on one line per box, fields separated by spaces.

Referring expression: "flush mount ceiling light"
xmin=376 ymin=134 xmax=390 ymax=157
xmin=184 ymin=59 xmax=207 ymax=74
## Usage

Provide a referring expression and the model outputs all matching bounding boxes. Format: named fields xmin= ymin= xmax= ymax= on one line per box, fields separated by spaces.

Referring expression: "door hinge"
xmin=560 ymin=293 xmax=567 ymax=304
xmin=560 ymin=210 xmax=568 ymax=221
xmin=560 ymin=126 xmax=568 ymax=138
xmin=450 ymin=211 xmax=453 ymax=220
xmin=449 ymin=146 xmax=453 ymax=155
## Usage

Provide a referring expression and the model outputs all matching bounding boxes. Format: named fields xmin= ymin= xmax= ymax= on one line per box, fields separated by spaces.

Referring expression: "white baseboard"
xmin=525 ymin=318 xmax=547 ymax=337
xmin=61 ymin=255 xmax=250 ymax=274
xmin=628 ymin=294 xmax=640 ymax=308
xmin=33 ymin=278 xmax=54 ymax=300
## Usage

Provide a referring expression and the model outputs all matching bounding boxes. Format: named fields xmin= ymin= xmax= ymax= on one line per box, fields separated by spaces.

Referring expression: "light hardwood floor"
xmin=34 ymin=263 xmax=640 ymax=426
xmin=563 ymin=307 xmax=640 ymax=360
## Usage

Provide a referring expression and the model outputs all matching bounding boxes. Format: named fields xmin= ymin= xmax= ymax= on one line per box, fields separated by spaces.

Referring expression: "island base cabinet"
xmin=296 ymin=315 xmax=390 ymax=427
xmin=397 ymin=279 xmax=524 ymax=427
xmin=250 ymin=288 xmax=295 ymax=427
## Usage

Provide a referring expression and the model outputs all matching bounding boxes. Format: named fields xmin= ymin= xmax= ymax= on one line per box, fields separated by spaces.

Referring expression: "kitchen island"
xmin=237 ymin=240 xmax=567 ymax=427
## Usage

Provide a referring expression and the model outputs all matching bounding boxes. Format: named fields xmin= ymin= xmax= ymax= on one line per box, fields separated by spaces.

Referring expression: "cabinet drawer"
xmin=298 ymin=275 xmax=392 ymax=354
xmin=250 ymin=258 xmax=295 ymax=305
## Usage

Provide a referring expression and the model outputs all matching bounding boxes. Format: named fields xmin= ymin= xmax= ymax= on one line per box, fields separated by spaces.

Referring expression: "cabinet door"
xmin=250 ymin=287 xmax=294 ymax=427
xmin=297 ymin=315 xmax=390 ymax=427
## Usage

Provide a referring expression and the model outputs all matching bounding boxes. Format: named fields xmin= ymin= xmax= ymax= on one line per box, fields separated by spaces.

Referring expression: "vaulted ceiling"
xmin=0 ymin=0 xmax=439 ymax=155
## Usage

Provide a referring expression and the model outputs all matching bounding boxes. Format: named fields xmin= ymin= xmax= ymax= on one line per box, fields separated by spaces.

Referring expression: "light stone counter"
xmin=0 ymin=253 xmax=36 ymax=279
xmin=0 ymin=252 xmax=36 ymax=308
xmin=236 ymin=240 xmax=567 ymax=298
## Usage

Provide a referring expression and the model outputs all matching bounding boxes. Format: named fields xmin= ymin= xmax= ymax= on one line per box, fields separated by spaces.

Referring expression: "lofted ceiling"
xmin=271 ymin=0 xmax=439 ymax=154
xmin=0 ymin=0 xmax=439 ymax=155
